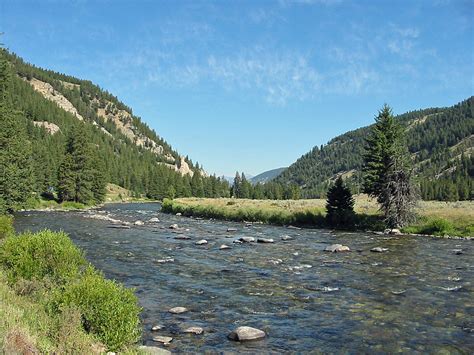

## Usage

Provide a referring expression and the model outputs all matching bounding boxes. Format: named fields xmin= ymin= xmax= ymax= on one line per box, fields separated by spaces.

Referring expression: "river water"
xmin=14 ymin=203 xmax=473 ymax=353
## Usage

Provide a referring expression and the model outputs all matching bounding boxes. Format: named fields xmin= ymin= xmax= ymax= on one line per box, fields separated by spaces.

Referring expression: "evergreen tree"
xmin=363 ymin=105 xmax=417 ymax=228
xmin=232 ymin=172 xmax=242 ymax=198
xmin=0 ymin=51 xmax=34 ymax=213
xmin=325 ymin=176 xmax=355 ymax=228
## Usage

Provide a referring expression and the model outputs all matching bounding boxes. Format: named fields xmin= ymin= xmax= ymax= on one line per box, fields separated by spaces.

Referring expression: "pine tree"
xmin=0 ymin=51 xmax=34 ymax=213
xmin=325 ymin=176 xmax=355 ymax=228
xmin=232 ymin=172 xmax=242 ymax=198
xmin=363 ymin=105 xmax=417 ymax=228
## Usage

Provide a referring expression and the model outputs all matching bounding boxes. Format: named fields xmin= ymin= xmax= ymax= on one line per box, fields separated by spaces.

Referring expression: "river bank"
xmin=162 ymin=197 xmax=474 ymax=238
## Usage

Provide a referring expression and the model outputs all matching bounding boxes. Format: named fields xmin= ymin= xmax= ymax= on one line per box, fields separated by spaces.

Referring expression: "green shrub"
xmin=54 ymin=267 xmax=141 ymax=351
xmin=0 ymin=215 xmax=14 ymax=239
xmin=60 ymin=201 xmax=87 ymax=210
xmin=403 ymin=217 xmax=456 ymax=236
xmin=0 ymin=230 xmax=87 ymax=285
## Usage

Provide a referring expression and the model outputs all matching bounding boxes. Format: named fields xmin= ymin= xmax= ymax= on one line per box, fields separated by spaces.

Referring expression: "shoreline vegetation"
xmin=0 ymin=216 xmax=145 ymax=353
xmin=162 ymin=197 xmax=474 ymax=238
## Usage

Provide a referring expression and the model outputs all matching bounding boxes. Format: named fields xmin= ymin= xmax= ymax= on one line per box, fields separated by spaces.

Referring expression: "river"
xmin=14 ymin=203 xmax=473 ymax=353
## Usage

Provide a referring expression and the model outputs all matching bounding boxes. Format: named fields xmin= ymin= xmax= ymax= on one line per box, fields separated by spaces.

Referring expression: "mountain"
xmin=1 ymin=49 xmax=230 ymax=200
xmin=250 ymin=167 xmax=287 ymax=184
xmin=275 ymin=97 xmax=474 ymax=201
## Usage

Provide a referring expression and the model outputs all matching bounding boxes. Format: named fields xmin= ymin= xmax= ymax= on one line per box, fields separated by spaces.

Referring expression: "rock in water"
xmin=134 ymin=220 xmax=144 ymax=226
xmin=138 ymin=346 xmax=171 ymax=355
xmin=152 ymin=336 xmax=173 ymax=345
xmin=257 ymin=238 xmax=274 ymax=243
xmin=370 ymin=247 xmax=388 ymax=253
xmin=169 ymin=307 xmax=188 ymax=314
xmin=324 ymin=244 xmax=350 ymax=253
xmin=176 ymin=212 xmax=182 ymax=216
xmin=169 ymin=224 xmax=179 ymax=229
xmin=228 ymin=326 xmax=266 ymax=341
xmin=183 ymin=326 xmax=204 ymax=335
xmin=174 ymin=235 xmax=191 ymax=240
xmin=227 ymin=227 xmax=238 ymax=232
xmin=151 ymin=325 xmax=164 ymax=331
xmin=239 ymin=237 xmax=255 ymax=243
xmin=219 ymin=244 xmax=231 ymax=250
xmin=281 ymin=235 xmax=293 ymax=241
xmin=149 ymin=217 xmax=160 ymax=223
xmin=195 ymin=239 xmax=208 ymax=245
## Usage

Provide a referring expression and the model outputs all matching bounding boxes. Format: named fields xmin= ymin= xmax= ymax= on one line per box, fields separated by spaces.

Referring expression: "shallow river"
xmin=14 ymin=203 xmax=473 ymax=353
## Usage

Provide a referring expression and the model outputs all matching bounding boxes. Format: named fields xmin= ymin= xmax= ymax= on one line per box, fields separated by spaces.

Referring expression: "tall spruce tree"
xmin=363 ymin=105 xmax=417 ymax=228
xmin=325 ymin=176 xmax=355 ymax=228
xmin=0 ymin=51 xmax=34 ymax=213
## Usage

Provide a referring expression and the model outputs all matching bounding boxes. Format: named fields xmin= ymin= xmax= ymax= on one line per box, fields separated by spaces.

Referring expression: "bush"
xmin=0 ymin=230 xmax=87 ymax=285
xmin=0 ymin=215 xmax=14 ymax=239
xmin=403 ymin=217 xmax=456 ymax=236
xmin=54 ymin=267 xmax=141 ymax=351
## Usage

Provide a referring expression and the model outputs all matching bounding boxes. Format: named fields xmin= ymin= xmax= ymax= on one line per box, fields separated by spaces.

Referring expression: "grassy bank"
xmin=0 ymin=217 xmax=142 ymax=353
xmin=162 ymin=197 xmax=474 ymax=237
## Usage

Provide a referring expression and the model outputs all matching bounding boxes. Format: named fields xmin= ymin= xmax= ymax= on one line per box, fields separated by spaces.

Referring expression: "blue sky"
xmin=1 ymin=0 xmax=473 ymax=176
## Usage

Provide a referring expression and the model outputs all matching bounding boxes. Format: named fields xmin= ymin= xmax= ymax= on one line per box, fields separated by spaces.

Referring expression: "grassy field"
xmin=163 ymin=196 xmax=474 ymax=237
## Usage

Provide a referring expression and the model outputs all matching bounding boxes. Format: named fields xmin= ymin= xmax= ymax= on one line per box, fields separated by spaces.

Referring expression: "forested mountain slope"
xmin=275 ymin=97 xmax=474 ymax=200
xmin=2 ymin=49 xmax=229 ymax=200
xmin=250 ymin=167 xmax=287 ymax=184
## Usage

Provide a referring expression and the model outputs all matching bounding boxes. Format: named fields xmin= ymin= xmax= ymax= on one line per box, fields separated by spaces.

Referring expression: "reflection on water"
xmin=14 ymin=203 xmax=473 ymax=353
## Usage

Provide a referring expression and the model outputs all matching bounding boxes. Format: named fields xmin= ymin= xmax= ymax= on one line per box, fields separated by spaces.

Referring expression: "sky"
xmin=1 ymin=0 xmax=473 ymax=176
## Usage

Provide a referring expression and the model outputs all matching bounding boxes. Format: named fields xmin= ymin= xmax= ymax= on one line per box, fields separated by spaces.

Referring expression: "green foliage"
xmin=53 ymin=267 xmax=141 ymax=352
xmin=276 ymin=97 xmax=474 ymax=201
xmin=0 ymin=215 xmax=14 ymax=239
xmin=326 ymin=176 xmax=355 ymax=229
xmin=0 ymin=230 xmax=87 ymax=285
xmin=0 ymin=51 xmax=34 ymax=213
xmin=402 ymin=217 xmax=457 ymax=236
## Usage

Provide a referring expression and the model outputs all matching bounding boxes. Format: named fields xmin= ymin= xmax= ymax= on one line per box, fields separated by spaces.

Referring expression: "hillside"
xmin=250 ymin=167 xmax=287 ymax=184
xmin=275 ymin=97 xmax=474 ymax=200
xmin=1 ymin=49 xmax=230 ymax=200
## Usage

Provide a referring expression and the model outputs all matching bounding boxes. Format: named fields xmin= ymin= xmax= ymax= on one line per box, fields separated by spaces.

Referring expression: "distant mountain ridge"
xmin=275 ymin=97 xmax=473 ymax=200
xmin=250 ymin=167 xmax=287 ymax=184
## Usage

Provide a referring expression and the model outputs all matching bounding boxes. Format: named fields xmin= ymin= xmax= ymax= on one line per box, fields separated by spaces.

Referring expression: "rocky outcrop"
xmin=26 ymin=77 xmax=84 ymax=121
xmin=33 ymin=121 xmax=60 ymax=135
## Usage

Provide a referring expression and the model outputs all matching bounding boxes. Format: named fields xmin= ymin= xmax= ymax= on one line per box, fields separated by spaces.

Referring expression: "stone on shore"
xmin=228 ymin=326 xmax=266 ymax=341
xmin=138 ymin=346 xmax=171 ymax=355
xmin=169 ymin=307 xmax=188 ymax=314
xmin=324 ymin=244 xmax=350 ymax=253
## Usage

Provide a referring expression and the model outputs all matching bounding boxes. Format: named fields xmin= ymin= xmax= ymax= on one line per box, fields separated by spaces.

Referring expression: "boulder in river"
xmin=151 ymin=325 xmax=164 ymax=331
xmin=183 ymin=326 xmax=204 ymax=335
xmin=370 ymin=247 xmax=388 ymax=253
xmin=195 ymin=239 xmax=208 ymax=245
xmin=324 ymin=244 xmax=350 ymax=253
xmin=176 ymin=212 xmax=182 ymax=216
xmin=219 ymin=244 xmax=231 ymax=250
xmin=257 ymin=238 xmax=274 ymax=243
xmin=239 ymin=237 xmax=255 ymax=243
xmin=169 ymin=306 xmax=188 ymax=314
xmin=281 ymin=235 xmax=293 ymax=241
xmin=149 ymin=217 xmax=160 ymax=223
xmin=453 ymin=249 xmax=463 ymax=255
xmin=227 ymin=227 xmax=238 ymax=232
xmin=228 ymin=326 xmax=266 ymax=341
xmin=169 ymin=224 xmax=179 ymax=229
xmin=152 ymin=336 xmax=173 ymax=345
xmin=174 ymin=235 xmax=191 ymax=240
xmin=134 ymin=220 xmax=145 ymax=226
xmin=384 ymin=228 xmax=402 ymax=235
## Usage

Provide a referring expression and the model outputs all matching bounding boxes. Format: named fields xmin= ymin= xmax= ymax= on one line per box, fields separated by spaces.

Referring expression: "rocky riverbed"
xmin=14 ymin=203 xmax=473 ymax=353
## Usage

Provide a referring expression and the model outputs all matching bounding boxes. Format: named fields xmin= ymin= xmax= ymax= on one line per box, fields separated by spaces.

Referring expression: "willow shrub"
xmin=0 ymin=215 xmax=14 ymax=239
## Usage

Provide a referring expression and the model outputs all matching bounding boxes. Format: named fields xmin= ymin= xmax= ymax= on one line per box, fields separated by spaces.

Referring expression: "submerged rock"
xmin=152 ymin=335 xmax=173 ymax=345
xmin=371 ymin=247 xmax=389 ymax=253
xmin=257 ymin=238 xmax=274 ymax=243
xmin=227 ymin=227 xmax=238 ymax=232
xmin=183 ymin=326 xmax=204 ymax=335
xmin=219 ymin=244 xmax=231 ymax=250
xmin=281 ymin=235 xmax=293 ymax=241
xmin=324 ymin=244 xmax=351 ymax=253
xmin=239 ymin=237 xmax=255 ymax=243
xmin=155 ymin=258 xmax=174 ymax=264
xmin=174 ymin=235 xmax=191 ymax=240
xmin=453 ymin=249 xmax=463 ymax=255
xmin=228 ymin=326 xmax=266 ymax=341
xmin=195 ymin=239 xmax=208 ymax=245
xmin=169 ymin=306 xmax=188 ymax=314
